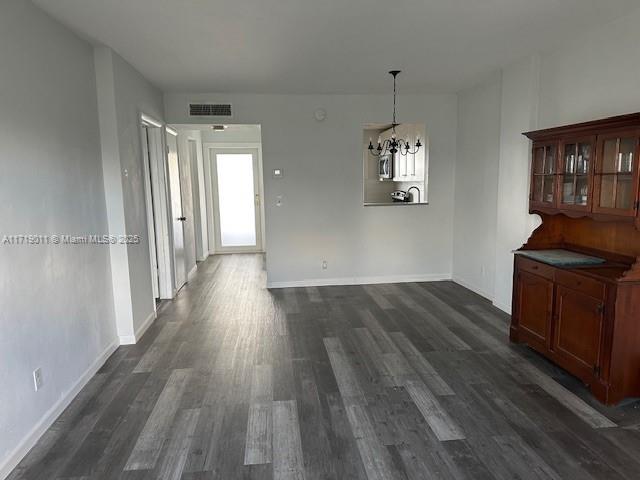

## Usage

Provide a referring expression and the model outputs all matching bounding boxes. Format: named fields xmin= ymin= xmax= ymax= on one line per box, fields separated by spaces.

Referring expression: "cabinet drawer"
xmin=517 ymin=257 xmax=555 ymax=280
xmin=555 ymin=270 xmax=605 ymax=299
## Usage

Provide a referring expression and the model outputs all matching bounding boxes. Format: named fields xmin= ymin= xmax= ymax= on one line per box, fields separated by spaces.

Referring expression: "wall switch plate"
xmin=322 ymin=260 xmax=328 ymax=270
xmin=272 ymin=168 xmax=284 ymax=178
xmin=33 ymin=368 xmax=43 ymax=391
xmin=276 ymin=195 xmax=283 ymax=207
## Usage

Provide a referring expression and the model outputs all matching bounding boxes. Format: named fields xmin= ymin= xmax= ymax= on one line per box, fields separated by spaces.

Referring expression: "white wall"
xmin=165 ymin=93 xmax=458 ymax=286
xmin=455 ymin=6 xmax=640 ymax=313
xmin=493 ymin=8 xmax=640 ymax=311
xmin=453 ymin=73 xmax=502 ymax=299
xmin=493 ymin=56 xmax=541 ymax=313
xmin=112 ymin=51 xmax=165 ymax=334
xmin=0 ymin=1 xmax=117 ymax=476
xmin=537 ymin=7 xmax=640 ymax=128
xmin=95 ymin=47 xmax=165 ymax=342
xmin=201 ymin=126 xmax=262 ymax=144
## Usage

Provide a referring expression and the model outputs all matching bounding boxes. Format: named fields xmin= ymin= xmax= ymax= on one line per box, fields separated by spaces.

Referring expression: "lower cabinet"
xmin=553 ymin=286 xmax=604 ymax=381
xmin=510 ymin=256 xmax=619 ymax=404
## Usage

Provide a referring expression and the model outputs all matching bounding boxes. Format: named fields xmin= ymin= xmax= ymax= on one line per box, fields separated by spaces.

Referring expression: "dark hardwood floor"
xmin=8 ymin=254 xmax=640 ymax=480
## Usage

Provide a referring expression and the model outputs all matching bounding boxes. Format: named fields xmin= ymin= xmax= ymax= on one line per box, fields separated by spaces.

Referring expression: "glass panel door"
xmin=559 ymin=139 xmax=593 ymax=209
xmin=531 ymin=143 xmax=557 ymax=206
xmin=594 ymin=133 xmax=639 ymax=216
xmin=213 ymin=151 xmax=261 ymax=250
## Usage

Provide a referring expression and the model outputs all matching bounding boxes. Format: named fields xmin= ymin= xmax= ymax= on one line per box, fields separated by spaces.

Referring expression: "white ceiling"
xmin=33 ymin=0 xmax=639 ymax=94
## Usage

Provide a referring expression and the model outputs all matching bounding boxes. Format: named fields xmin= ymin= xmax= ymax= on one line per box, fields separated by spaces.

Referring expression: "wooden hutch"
xmin=511 ymin=112 xmax=640 ymax=405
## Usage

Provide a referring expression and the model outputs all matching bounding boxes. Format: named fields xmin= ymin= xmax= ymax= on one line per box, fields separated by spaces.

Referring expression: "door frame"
xmin=204 ymin=142 xmax=266 ymax=254
xmin=140 ymin=113 xmax=175 ymax=301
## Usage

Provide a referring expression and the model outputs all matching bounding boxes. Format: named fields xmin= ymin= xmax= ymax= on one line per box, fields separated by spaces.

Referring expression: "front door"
xmin=211 ymin=148 xmax=262 ymax=253
xmin=166 ymin=130 xmax=186 ymax=290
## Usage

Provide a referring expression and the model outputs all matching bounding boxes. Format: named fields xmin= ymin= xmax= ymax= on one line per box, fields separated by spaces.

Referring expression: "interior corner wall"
xmin=95 ymin=47 xmax=166 ymax=342
xmin=94 ymin=46 xmax=135 ymax=341
xmin=165 ymin=93 xmax=457 ymax=286
xmin=111 ymin=51 xmax=165 ymax=336
xmin=0 ymin=1 xmax=117 ymax=477
xmin=453 ymin=73 xmax=502 ymax=300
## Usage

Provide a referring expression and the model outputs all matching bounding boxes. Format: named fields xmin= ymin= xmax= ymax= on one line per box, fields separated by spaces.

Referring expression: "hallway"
xmin=9 ymin=254 xmax=640 ymax=480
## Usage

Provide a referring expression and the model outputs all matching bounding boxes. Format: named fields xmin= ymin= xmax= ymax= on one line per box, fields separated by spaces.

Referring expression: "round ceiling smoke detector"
xmin=314 ymin=108 xmax=327 ymax=122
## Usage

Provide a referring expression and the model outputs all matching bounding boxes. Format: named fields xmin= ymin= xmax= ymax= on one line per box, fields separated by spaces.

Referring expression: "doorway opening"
xmin=140 ymin=113 xmax=173 ymax=302
xmin=202 ymin=125 xmax=265 ymax=255
xmin=169 ymin=124 xmax=265 ymax=258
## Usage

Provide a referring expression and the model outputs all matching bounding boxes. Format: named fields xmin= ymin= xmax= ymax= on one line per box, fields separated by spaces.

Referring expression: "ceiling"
xmin=33 ymin=0 xmax=639 ymax=94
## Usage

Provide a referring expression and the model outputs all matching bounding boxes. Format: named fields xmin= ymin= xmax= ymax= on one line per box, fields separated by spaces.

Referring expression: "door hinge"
xmin=596 ymin=303 xmax=605 ymax=315
xmin=635 ymin=200 xmax=640 ymax=211
xmin=593 ymin=365 xmax=601 ymax=376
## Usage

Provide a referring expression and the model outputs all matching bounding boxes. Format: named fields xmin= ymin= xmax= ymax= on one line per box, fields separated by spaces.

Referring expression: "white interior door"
xmin=166 ymin=130 xmax=187 ymax=290
xmin=141 ymin=126 xmax=159 ymax=300
xmin=211 ymin=148 xmax=262 ymax=253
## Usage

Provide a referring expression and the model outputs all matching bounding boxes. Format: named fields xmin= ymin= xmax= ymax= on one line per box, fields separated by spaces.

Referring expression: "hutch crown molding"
xmin=511 ymin=112 xmax=640 ymax=405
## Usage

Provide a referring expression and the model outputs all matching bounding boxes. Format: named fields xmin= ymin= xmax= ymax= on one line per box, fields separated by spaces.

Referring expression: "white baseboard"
xmin=119 ymin=310 xmax=156 ymax=345
xmin=267 ymin=273 xmax=451 ymax=289
xmin=0 ymin=339 xmax=119 ymax=480
xmin=187 ymin=264 xmax=198 ymax=281
xmin=492 ymin=300 xmax=512 ymax=315
xmin=451 ymin=276 xmax=495 ymax=302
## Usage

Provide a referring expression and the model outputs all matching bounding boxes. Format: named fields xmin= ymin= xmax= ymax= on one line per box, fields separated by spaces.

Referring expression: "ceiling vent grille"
xmin=189 ymin=103 xmax=232 ymax=117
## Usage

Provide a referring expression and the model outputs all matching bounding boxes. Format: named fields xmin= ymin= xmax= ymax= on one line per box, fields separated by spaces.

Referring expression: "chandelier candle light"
xmin=368 ymin=70 xmax=422 ymax=157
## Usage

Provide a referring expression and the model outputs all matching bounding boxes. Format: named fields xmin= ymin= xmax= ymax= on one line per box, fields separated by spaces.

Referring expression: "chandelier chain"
xmin=367 ymin=70 xmax=422 ymax=158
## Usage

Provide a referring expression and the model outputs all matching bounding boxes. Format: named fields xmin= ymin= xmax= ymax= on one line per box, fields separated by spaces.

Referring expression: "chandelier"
xmin=368 ymin=70 xmax=422 ymax=157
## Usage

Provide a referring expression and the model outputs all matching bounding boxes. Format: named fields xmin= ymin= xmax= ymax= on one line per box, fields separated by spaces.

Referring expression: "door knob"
xmin=178 ymin=216 xmax=186 ymax=221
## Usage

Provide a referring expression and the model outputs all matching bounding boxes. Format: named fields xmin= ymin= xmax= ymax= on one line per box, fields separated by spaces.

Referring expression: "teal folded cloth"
xmin=514 ymin=249 xmax=606 ymax=266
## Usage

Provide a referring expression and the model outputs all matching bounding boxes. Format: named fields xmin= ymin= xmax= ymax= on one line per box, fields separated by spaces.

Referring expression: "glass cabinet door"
xmin=593 ymin=132 xmax=640 ymax=216
xmin=559 ymin=138 xmax=594 ymax=210
xmin=531 ymin=143 xmax=558 ymax=207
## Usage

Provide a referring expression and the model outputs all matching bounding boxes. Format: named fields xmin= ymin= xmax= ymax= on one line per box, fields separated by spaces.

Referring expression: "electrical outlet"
xmin=322 ymin=260 xmax=328 ymax=270
xmin=33 ymin=368 xmax=43 ymax=391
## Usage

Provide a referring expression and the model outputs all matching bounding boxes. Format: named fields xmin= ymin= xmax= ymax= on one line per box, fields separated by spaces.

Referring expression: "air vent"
xmin=189 ymin=103 xmax=232 ymax=117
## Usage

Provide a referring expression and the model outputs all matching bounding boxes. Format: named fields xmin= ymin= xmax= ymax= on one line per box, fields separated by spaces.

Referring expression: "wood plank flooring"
xmin=8 ymin=254 xmax=640 ymax=480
